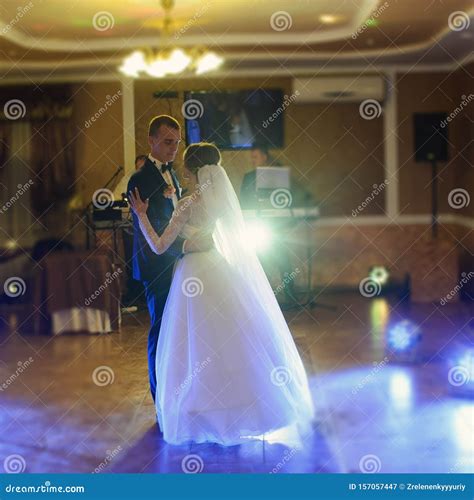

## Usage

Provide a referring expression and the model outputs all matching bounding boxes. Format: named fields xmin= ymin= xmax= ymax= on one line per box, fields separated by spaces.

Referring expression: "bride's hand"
xmin=128 ymin=187 xmax=149 ymax=217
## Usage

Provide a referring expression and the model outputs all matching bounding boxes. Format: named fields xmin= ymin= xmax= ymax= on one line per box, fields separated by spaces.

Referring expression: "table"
xmin=33 ymin=251 xmax=122 ymax=334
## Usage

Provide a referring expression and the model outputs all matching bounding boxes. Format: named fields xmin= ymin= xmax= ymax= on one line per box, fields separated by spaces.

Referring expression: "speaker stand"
xmin=430 ymin=158 xmax=439 ymax=239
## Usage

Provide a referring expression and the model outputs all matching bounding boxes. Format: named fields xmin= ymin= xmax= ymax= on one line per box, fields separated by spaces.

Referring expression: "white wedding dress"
xmin=137 ymin=164 xmax=314 ymax=446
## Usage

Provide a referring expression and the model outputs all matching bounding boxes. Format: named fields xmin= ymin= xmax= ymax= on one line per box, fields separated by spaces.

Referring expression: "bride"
xmin=129 ymin=142 xmax=314 ymax=446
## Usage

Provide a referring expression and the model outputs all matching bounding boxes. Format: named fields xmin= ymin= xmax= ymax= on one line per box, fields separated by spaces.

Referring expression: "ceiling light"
xmin=195 ymin=52 xmax=224 ymax=75
xmin=319 ymin=14 xmax=340 ymax=24
xmin=119 ymin=0 xmax=224 ymax=78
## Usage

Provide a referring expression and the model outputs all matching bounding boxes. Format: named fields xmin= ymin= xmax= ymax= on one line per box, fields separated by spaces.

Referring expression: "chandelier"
xmin=119 ymin=0 xmax=223 ymax=78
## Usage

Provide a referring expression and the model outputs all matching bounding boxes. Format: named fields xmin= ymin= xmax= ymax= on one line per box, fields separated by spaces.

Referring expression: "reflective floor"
xmin=0 ymin=292 xmax=472 ymax=473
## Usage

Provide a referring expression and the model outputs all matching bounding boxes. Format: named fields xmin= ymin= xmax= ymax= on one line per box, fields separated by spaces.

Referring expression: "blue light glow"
xmin=387 ymin=320 xmax=421 ymax=352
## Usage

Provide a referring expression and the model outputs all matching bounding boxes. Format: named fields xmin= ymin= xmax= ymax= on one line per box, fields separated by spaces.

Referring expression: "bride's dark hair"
xmin=184 ymin=142 xmax=221 ymax=174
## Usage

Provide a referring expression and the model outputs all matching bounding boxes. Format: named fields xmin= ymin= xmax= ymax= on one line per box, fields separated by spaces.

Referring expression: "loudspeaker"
xmin=414 ymin=113 xmax=449 ymax=162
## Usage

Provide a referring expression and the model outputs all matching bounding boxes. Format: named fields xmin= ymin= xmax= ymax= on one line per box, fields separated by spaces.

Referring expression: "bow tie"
xmin=159 ymin=163 xmax=171 ymax=173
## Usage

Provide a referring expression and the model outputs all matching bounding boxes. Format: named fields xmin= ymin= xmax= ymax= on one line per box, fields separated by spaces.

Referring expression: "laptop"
xmin=255 ymin=166 xmax=291 ymax=208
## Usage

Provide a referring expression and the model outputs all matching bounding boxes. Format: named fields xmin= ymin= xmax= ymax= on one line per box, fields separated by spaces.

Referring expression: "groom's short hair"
xmin=148 ymin=115 xmax=180 ymax=137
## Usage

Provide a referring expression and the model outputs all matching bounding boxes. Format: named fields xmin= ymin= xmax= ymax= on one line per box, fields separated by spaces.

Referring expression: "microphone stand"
xmin=430 ymin=158 xmax=439 ymax=239
xmin=283 ymin=193 xmax=337 ymax=312
xmin=81 ymin=165 xmax=124 ymax=249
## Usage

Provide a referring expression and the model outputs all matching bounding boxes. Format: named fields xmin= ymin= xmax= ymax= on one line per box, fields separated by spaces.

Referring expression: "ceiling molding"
xmin=0 ymin=0 xmax=378 ymax=51
xmin=457 ymin=49 xmax=474 ymax=67
xmin=0 ymin=3 xmax=472 ymax=63
xmin=0 ymin=55 xmax=463 ymax=71
xmin=0 ymin=60 xmax=471 ymax=86
xmin=1 ymin=40 xmax=472 ymax=84
xmin=0 ymin=46 xmax=472 ymax=75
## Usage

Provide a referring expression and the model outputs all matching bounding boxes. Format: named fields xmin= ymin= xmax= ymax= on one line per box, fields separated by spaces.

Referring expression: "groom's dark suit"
xmin=127 ymin=157 xmax=184 ymax=402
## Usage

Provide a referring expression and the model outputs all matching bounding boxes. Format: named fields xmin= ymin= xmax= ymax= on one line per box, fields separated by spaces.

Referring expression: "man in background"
xmin=239 ymin=144 xmax=316 ymax=306
xmin=135 ymin=154 xmax=147 ymax=171
xmin=239 ymin=144 xmax=314 ymax=209
xmin=239 ymin=145 xmax=280 ymax=209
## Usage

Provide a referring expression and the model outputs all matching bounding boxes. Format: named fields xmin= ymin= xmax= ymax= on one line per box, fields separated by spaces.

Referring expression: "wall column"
xmin=383 ymin=70 xmax=399 ymax=218
xmin=114 ymin=75 xmax=136 ymax=197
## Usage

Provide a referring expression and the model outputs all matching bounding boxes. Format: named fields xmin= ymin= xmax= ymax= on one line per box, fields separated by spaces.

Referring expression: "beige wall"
xmin=452 ymin=62 xmax=474 ymax=288
xmin=75 ymin=69 xmax=470 ymax=223
xmin=133 ymin=77 xmax=293 ymax=194
xmin=454 ymin=62 xmax=474 ymax=220
xmin=128 ymin=70 xmax=472 ymax=294
xmin=133 ymin=76 xmax=386 ymax=216
xmin=398 ymin=72 xmax=458 ymax=215
xmin=5 ymin=65 xmax=469 ymax=291
xmin=396 ymin=67 xmax=473 ymax=219
xmin=71 ymin=81 xmax=124 ymax=205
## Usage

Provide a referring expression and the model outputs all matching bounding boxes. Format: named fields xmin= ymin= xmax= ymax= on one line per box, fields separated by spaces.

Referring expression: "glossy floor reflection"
xmin=0 ymin=292 xmax=472 ymax=473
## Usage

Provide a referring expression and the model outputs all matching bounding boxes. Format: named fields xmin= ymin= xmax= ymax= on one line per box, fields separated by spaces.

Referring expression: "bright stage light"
xmin=389 ymin=370 xmax=413 ymax=411
xmin=244 ymin=219 xmax=273 ymax=254
xmin=369 ymin=265 xmax=389 ymax=286
xmin=5 ymin=240 xmax=17 ymax=250
xmin=453 ymin=406 xmax=474 ymax=455
xmin=386 ymin=320 xmax=422 ymax=363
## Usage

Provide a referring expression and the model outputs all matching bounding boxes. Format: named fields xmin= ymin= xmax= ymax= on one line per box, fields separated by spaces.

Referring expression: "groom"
xmin=127 ymin=115 xmax=211 ymax=406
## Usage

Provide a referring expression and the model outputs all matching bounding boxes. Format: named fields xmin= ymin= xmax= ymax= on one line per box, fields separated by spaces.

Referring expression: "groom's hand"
xmin=183 ymin=234 xmax=214 ymax=254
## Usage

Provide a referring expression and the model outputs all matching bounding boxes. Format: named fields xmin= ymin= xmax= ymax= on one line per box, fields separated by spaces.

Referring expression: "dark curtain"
xmin=0 ymin=84 xmax=76 ymax=215
xmin=0 ymin=123 xmax=12 ymax=177
xmin=30 ymin=118 xmax=76 ymax=214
